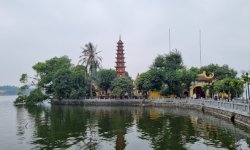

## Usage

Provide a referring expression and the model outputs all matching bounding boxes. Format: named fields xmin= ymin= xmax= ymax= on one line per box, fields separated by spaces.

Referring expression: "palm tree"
xmin=79 ymin=42 xmax=102 ymax=98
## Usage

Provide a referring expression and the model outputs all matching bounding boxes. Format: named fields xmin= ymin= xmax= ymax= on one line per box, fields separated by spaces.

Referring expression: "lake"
xmin=0 ymin=96 xmax=249 ymax=150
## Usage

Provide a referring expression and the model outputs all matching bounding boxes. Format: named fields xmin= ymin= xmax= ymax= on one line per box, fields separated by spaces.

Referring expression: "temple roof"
xmin=117 ymin=35 xmax=123 ymax=44
xmin=117 ymin=40 xmax=123 ymax=44
xmin=197 ymin=71 xmax=214 ymax=82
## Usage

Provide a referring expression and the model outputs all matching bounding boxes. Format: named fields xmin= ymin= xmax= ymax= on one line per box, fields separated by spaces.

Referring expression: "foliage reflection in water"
xmin=16 ymin=105 xmax=250 ymax=150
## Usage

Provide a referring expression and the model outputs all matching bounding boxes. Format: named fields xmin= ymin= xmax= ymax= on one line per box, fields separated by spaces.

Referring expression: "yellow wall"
xmin=148 ymin=91 xmax=161 ymax=99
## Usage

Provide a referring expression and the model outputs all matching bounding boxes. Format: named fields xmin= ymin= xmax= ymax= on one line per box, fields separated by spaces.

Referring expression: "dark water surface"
xmin=0 ymin=96 xmax=249 ymax=150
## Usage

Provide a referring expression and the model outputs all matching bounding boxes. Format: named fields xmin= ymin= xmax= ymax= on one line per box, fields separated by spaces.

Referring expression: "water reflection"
xmin=15 ymin=106 xmax=250 ymax=150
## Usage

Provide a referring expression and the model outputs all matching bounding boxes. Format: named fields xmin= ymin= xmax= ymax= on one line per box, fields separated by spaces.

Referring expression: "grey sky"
xmin=0 ymin=0 xmax=250 ymax=86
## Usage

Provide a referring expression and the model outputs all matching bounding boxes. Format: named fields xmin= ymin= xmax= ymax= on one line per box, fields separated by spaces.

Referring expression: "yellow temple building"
xmin=190 ymin=71 xmax=214 ymax=99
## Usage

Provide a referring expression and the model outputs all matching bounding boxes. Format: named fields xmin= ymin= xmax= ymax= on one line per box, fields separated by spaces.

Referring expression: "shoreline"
xmin=52 ymin=98 xmax=250 ymax=128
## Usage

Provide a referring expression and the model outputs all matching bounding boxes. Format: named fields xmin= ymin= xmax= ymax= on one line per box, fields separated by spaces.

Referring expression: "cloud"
xmin=0 ymin=0 xmax=250 ymax=85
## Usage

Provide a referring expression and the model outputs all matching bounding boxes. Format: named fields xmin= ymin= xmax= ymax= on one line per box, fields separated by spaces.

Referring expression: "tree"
xmin=53 ymin=66 xmax=88 ymax=100
xmin=26 ymin=88 xmax=47 ymax=104
xmin=79 ymin=43 xmax=102 ymax=98
xmin=14 ymin=74 xmax=29 ymax=104
xmin=136 ymin=69 xmax=164 ymax=96
xmin=32 ymin=56 xmax=72 ymax=95
xmin=161 ymin=70 xmax=182 ymax=97
xmin=200 ymin=64 xmax=237 ymax=80
xmin=203 ymin=82 xmax=216 ymax=98
xmin=15 ymin=73 xmax=49 ymax=104
xmin=111 ymin=77 xmax=134 ymax=98
xmin=70 ymin=65 xmax=89 ymax=99
xmin=15 ymin=56 xmax=90 ymax=104
xmin=96 ymin=69 xmax=117 ymax=94
xmin=178 ymin=67 xmax=199 ymax=96
xmin=53 ymin=69 xmax=73 ymax=99
xmin=182 ymin=67 xmax=199 ymax=87
xmin=212 ymin=78 xmax=244 ymax=100
xmin=152 ymin=49 xmax=183 ymax=71
xmin=151 ymin=49 xmax=184 ymax=97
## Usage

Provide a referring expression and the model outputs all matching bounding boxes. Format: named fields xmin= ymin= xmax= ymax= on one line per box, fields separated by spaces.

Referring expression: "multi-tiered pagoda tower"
xmin=115 ymin=37 xmax=126 ymax=77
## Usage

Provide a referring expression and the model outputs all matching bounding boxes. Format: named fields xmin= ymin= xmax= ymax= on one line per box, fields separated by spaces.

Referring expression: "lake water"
xmin=0 ymin=96 xmax=249 ymax=150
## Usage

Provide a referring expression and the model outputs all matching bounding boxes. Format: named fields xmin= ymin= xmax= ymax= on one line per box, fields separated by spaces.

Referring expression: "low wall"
xmin=52 ymin=99 xmax=146 ymax=106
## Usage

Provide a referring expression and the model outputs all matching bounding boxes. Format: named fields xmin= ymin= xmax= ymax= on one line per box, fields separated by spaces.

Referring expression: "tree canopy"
xmin=200 ymin=64 xmax=237 ymax=80
xmin=152 ymin=49 xmax=183 ymax=71
xmin=32 ymin=56 xmax=72 ymax=94
xmin=111 ymin=77 xmax=133 ymax=98
xmin=135 ymin=50 xmax=199 ymax=97
xmin=15 ymin=56 xmax=90 ymax=104
xmin=96 ymin=69 xmax=117 ymax=93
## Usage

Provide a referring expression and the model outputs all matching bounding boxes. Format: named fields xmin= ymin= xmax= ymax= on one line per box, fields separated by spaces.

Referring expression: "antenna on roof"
xmin=199 ymin=30 xmax=202 ymax=68
xmin=169 ymin=28 xmax=171 ymax=51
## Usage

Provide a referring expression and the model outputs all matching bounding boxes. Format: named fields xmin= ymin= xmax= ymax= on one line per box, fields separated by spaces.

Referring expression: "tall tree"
xmin=79 ymin=43 xmax=102 ymax=98
xmin=151 ymin=49 xmax=184 ymax=96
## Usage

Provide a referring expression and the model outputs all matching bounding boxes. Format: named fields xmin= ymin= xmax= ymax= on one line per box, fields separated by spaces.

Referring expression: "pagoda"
xmin=115 ymin=36 xmax=126 ymax=77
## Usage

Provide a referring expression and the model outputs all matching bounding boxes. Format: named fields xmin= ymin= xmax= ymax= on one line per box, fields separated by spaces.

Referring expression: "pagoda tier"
xmin=115 ymin=37 xmax=126 ymax=77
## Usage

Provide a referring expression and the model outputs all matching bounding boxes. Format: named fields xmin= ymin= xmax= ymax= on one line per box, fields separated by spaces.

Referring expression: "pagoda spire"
xmin=115 ymin=36 xmax=126 ymax=77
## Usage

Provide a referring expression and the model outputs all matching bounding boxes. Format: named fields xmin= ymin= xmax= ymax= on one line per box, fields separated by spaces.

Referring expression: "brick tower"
xmin=115 ymin=36 xmax=126 ymax=77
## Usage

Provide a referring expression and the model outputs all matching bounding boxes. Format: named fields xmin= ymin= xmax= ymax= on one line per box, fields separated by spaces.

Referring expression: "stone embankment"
xmin=52 ymin=98 xmax=250 ymax=128
xmin=52 ymin=99 xmax=150 ymax=106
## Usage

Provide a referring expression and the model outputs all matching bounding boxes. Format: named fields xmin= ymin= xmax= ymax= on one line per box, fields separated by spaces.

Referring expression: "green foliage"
xmin=164 ymin=71 xmax=182 ymax=93
xmin=241 ymin=72 xmax=250 ymax=82
xmin=152 ymin=49 xmax=183 ymax=71
xmin=136 ymin=69 xmax=164 ymax=92
xmin=20 ymin=74 xmax=28 ymax=84
xmin=26 ymin=88 xmax=48 ymax=104
xmin=14 ymin=95 xmax=27 ymax=104
xmin=200 ymin=64 xmax=237 ymax=80
xmin=212 ymin=78 xmax=244 ymax=99
xmin=150 ymin=50 xmax=190 ymax=96
xmin=96 ymin=69 xmax=117 ymax=93
xmin=32 ymin=56 xmax=71 ymax=94
xmin=15 ymin=88 xmax=47 ymax=105
xmin=111 ymin=77 xmax=133 ymax=97
xmin=79 ymin=42 xmax=102 ymax=77
xmin=53 ymin=69 xmax=73 ymax=99
xmin=136 ymin=72 xmax=150 ymax=92
xmin=79 ymin=43 xmax=102 ymax=97
xmin=53 ymin=66 xmax=88 ymax=100
xmin=179 ymin=67 xmax=199 ymax=90
xmin=15 ymin=56 xmax=91 ymax=104
xmin=15 ymin=73 xmax=30 ymax=104
xmin=203 ymin=82 xmax=216 ymax=98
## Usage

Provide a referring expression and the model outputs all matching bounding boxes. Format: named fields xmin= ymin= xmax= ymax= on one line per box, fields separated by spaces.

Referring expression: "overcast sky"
xmin=0 ymin=0 xmax=250 ymax=86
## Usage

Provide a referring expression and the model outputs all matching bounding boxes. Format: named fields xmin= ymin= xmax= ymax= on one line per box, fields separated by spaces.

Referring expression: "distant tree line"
xmin=0 ymin=86 xmax=19 ymax=95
